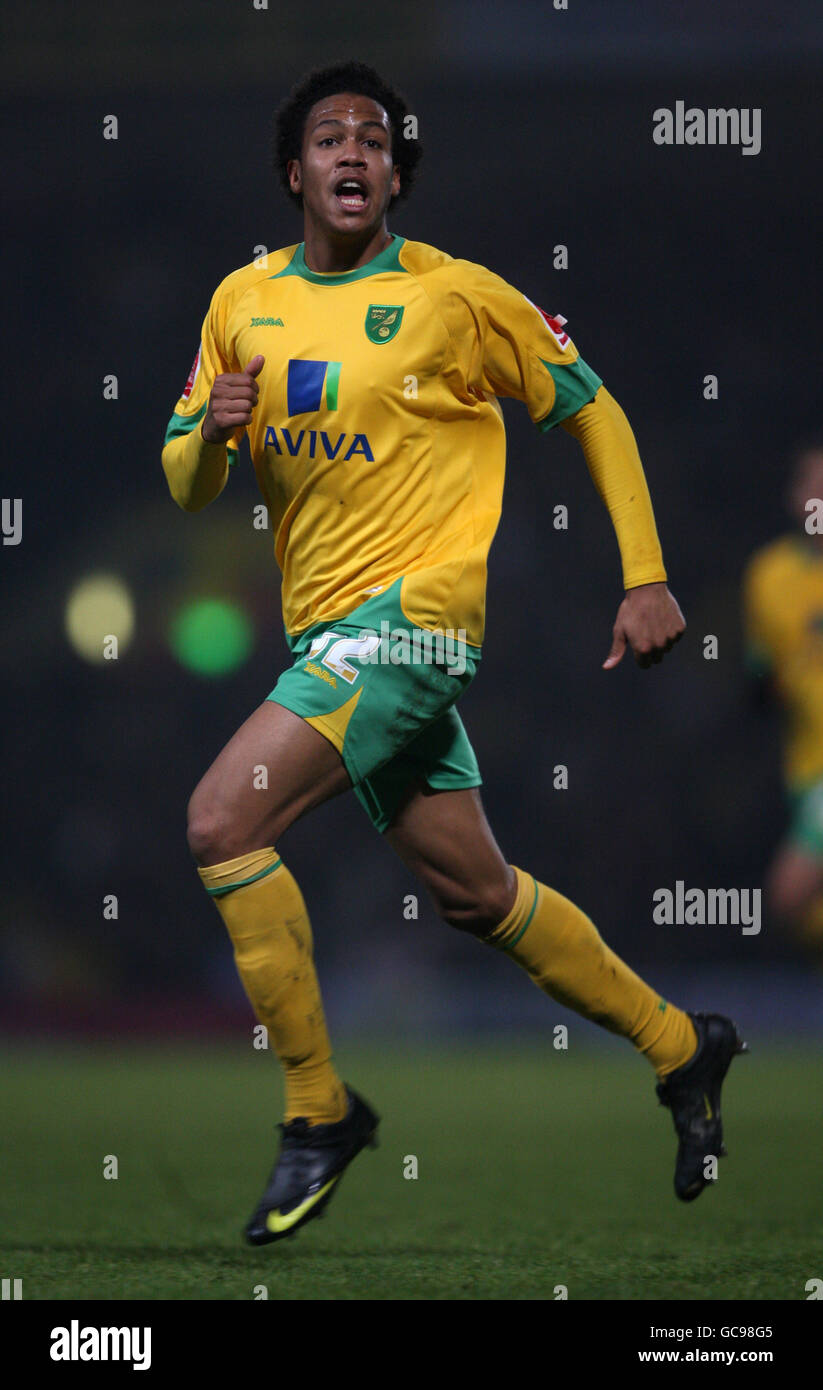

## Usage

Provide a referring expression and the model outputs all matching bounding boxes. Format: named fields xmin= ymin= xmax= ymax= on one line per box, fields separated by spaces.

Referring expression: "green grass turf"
xmin=1 ymin=1040 xmax=819 ymax=1300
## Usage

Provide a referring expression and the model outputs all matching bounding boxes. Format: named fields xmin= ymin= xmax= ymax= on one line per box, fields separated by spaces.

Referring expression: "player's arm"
xmin=162 ymin=356 xmax=265 ymax=512
xmin=561 ymin=387 xmax=685 ymax=669
xmin=161 ymin=280 xmax=264 ymax=512
xmin=444 ymin=261 xmax=684 ymax=669
xmin=162 ymin=420 xmax=232 ymax=513
xmin=164 ymin=354 xmax=265 ymax=512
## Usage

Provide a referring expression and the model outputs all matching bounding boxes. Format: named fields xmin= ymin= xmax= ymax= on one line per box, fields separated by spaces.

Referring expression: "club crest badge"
xmin=365 ymin=304 xmax=404 ymax=344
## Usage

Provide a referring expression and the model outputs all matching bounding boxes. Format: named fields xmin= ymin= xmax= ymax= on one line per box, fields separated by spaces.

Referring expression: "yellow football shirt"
xmin=163 ymin=234 xmax=660 ymax=649
xmin=743 ymin=534 xmax=823 ymax=789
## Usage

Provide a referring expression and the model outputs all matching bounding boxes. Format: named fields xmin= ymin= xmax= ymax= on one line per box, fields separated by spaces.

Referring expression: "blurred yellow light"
xmin=65 ymin=573 xmax=135 ymax=663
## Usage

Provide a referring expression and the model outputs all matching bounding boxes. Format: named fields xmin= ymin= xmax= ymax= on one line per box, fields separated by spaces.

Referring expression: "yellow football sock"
xmin=198 ymin=848 xmax=348 ymax=1124
xmin=486 ymin=866 xmax=697 ymax=1077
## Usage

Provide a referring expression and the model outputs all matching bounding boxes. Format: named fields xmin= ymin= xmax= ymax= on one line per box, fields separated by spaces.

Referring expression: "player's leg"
xmin=188 ymin=698 xmax=351 ymax=864
xmin=385 ymin=782 xmax=698 ymax=1075
xmin=188 ymin=700 xmax=352 ymax=1127
xmin=384 ymin=778 xmax=747 ymax=1201
xmin=194 ymin=583 xmax=478 ymax=1140
xmin=187 ymin=698 xmax=379 ymax=1245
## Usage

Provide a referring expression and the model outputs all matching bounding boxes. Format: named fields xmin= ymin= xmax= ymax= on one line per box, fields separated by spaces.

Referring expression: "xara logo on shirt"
xmin=287 ymin=359 xmax=341 ymax=415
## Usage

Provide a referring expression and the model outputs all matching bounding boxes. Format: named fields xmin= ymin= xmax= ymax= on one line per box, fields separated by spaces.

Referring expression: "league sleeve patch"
xmin=524 ymin=297 xmax=571 ymax=351
xmin=182 ymin=344 xmax=202 ymax=399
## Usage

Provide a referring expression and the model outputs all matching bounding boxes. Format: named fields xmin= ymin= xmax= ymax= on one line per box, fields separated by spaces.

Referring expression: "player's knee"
xmin=437 ymin=868 xmax=517 ymax=937
xmin=186 ymin=792 xmax=233 ymax=865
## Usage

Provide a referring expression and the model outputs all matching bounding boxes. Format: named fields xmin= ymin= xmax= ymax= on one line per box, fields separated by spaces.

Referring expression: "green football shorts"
xmin=266 ymin=578 xmax=483 ymax=833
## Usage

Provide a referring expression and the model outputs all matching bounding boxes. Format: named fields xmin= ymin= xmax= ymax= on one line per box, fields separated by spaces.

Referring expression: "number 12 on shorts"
xmin=306 ymin=631 xmax=382 ymax=684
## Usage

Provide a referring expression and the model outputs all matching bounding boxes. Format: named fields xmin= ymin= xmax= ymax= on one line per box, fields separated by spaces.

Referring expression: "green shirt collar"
xmin=273 ymin=234 xmax=407 ymax=285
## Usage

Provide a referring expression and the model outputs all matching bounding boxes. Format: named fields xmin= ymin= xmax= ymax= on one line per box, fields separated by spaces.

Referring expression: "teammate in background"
xmin=743 ymin=444 xmax=823 ymax=951
xmin=162 ymin=61 xmax=747 ymax=1245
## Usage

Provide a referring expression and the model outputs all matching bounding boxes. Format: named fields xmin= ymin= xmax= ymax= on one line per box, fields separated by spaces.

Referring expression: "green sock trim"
xmin=500 ymin=876 xmax=539 ymax=951
xmin=205 ymin=856 xmax=282 ymax=897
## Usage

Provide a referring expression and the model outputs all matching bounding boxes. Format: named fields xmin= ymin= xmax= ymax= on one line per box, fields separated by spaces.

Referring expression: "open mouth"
xmin=334 ymin=177 xmax=368 ymax=210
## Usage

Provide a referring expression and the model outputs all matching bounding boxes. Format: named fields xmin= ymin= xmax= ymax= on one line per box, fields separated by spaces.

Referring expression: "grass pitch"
xmin=1 ymin=1040 xmax=819 ymax=1300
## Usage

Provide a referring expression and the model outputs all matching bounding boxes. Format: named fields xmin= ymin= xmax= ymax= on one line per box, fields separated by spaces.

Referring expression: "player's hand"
xmin=603 ymin=581 xmax=685 ymax=670
xmin=201 ymin=355 xmax=265 ymax=444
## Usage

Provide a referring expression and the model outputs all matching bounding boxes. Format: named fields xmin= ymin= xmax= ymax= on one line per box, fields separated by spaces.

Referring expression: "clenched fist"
xmin=201 ymin=354 xmax=265 ymax=445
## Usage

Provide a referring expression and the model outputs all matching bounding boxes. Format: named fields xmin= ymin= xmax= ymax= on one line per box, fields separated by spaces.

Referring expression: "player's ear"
xmin=287 ymin=158 xmax=302 ymax=195
xmin=390 ymin=166 xmax=400 ymax=199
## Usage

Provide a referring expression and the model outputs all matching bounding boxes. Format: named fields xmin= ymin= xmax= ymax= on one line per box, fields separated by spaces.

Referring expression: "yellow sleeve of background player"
xmin=161 ymin=281 xmax=245 ymax=512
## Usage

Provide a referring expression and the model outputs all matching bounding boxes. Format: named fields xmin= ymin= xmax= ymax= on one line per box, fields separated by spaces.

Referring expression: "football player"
xmin=162 ymin=62 xmax=746 ymax=1243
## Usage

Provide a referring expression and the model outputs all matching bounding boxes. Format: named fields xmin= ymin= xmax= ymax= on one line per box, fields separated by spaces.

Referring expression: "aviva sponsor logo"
xmin=263 ymin=426 xmax=374 ymax=461
xmin=287 ymin=358 xmax=341 ymax=415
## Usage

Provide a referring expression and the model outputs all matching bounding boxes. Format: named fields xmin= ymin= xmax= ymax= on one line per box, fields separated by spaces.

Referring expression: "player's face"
xmin=289 ymin=93 xmax=400 ymax=236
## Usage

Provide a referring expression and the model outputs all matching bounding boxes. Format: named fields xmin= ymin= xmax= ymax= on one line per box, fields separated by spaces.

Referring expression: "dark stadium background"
xmin=4 ymin=0 xmax=822 ymax=1044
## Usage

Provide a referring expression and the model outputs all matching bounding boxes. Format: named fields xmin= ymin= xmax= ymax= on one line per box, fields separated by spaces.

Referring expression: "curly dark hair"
xmin=273 ymin=61 xmax=422 ymax=208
